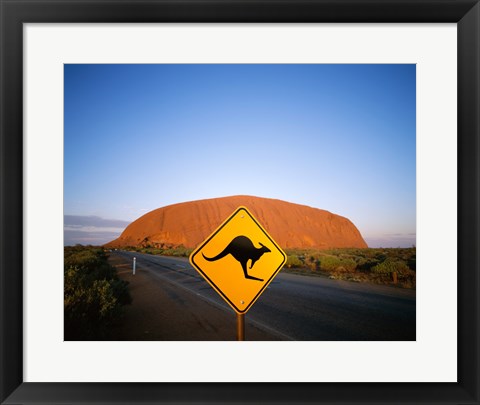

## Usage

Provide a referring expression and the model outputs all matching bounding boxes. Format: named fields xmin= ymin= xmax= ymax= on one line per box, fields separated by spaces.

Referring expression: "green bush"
xmin=407 ymin=255 xmax=416 ymax=271
xmin=371 ymin=258 xmax=410 ymax=275
xmin=282 ymin=247 xmax=415 ymax=288
xmin=318 ymin=255 xmax=357 ymax=272
xmin=133 ymin=245 xmax=193 ymax=257
xmin=286 ymin=255 xmax=304 ymax=268
xmin=64 ymin=246 xmax=131 ymax=340
xmin=141 ymin=247 xmax=164 ymax=255
xmin=355 ymin=257 xmax=380 ymax=272
xmin=166 ymin=246 xmax=193 ymax=257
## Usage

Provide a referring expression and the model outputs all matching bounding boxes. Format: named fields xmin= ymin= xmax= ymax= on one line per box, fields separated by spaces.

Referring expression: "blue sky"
xmin=64 ymin=64 xmax=416 ymax=247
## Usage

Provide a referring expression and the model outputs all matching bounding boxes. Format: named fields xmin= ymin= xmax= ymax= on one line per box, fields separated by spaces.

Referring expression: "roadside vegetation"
xmin=120 ymin=245 xmax=193 ymax=257
xmin=64 ymin=245 xmax=132 ymax=340
xmin=284 ymin=247 xmax=416 ymax=289
xmin=114 ymin=244 xmax=415 ymax=289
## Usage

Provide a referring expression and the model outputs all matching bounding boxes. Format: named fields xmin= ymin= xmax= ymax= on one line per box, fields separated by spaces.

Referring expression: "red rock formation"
xmin=106 ymin=195 xmax=367 ymax=249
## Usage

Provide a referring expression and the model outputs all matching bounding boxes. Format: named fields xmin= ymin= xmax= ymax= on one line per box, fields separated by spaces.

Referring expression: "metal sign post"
xmin=236 ymin=313 xmax=245 ymax=341
xmin=133 ymin=257 xmax=136 ymax=275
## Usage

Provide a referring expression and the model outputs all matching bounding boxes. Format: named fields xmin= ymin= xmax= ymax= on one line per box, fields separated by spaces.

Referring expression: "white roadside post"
xmin=133 ymin=257 xmax=136 ymax=275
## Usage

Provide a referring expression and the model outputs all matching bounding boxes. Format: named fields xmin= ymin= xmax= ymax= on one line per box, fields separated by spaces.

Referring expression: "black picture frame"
xmin=1 ymin=0 xmax=479 ymax=404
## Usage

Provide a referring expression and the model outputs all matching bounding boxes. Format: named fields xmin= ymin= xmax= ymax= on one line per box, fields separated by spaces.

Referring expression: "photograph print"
xmin=64 ymin=64 xmax=416 ymax=341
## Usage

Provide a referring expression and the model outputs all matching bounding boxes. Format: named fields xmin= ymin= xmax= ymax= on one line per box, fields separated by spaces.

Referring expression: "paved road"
xmin=112 ymin=251 xmax=416 ymax=341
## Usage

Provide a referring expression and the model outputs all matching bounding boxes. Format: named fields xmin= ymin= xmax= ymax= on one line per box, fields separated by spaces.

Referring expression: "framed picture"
xmin=1 ymin=0 xmax=478 ymax=404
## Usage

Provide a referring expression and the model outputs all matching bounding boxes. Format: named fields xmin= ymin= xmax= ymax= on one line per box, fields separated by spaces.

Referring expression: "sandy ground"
xmin=107 ymin=254 xmax=279 ymax=341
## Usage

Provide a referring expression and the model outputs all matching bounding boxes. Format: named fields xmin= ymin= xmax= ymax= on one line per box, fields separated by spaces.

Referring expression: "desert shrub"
xmin=282 ymin=247 xmax=415 ymax=287
xmin=371 ymin=258 xmax=410 ymax=275
xmin=141 ymin=247 xmax=164 ymax=255
xmin=64 ymin=246 xmax=131 ymax=340
xmin=171 ymin=246 xmax=193 ymax=257
xmin=64 ymin=246 xmax=104 ymax=271
xmin=305 ymin=257 xmax=321 ymax=271
xmin=407 ymin=255 xmax=416 ymax=271
xmin=374 ymin=252 xmax=388 ymax=262
xmin=318 ymin=255 xmax=357 ymax=272
xmin=136 ymin=245 xmax=193 ymax=257
xmin=286 ymin=255 xmax=304 ymax=268
xmin=371 ymin=258 xmax=416 ymax=287
xmin=355 ymin=257 xmax=380 ymax=272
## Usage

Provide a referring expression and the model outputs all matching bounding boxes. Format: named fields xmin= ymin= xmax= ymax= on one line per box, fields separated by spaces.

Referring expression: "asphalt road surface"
xmin=110 ymin=251 xmax=415 ymax=341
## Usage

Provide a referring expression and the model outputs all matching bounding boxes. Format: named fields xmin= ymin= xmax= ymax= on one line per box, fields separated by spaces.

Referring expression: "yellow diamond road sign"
xmin=189 ymin=206 xmax=287 ymax=314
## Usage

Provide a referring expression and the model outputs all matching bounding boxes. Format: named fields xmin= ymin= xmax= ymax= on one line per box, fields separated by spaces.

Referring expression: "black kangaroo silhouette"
xmin=202 ymin=235 xmax=271 ymax=281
